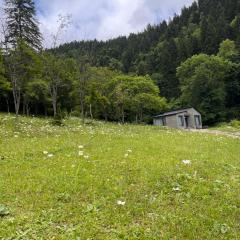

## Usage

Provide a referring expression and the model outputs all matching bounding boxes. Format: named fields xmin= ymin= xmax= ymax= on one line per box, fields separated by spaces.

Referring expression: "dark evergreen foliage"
xmin=4 ymin=0 xmax=42 ymax=50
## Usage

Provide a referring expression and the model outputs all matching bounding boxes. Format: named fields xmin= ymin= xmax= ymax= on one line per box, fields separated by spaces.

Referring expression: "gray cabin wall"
xmin=186 ymin=108 xmax=202 ymax=129
xmin=165 ymin=114 xmax=180 ymax=129
xmin=153 ymin=118 xmax=163 ymax=126
xmin=175 ymin=113 xmax=188 ymax=129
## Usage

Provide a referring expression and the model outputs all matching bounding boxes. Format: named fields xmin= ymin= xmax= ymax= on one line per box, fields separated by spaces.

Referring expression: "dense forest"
xmin=0 ymin=0 xmax=240 ymax=124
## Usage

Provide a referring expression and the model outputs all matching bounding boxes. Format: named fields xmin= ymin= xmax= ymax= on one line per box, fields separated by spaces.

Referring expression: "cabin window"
xmin=159 ymin=118 xmax=166 ymax=126
xmin=194 ymin=115 xmax=201 ymax=126
xmin=178 ymin=116 xmax=184 ymax=127
xmin=159 ymin=118 xmax=163 ymax=126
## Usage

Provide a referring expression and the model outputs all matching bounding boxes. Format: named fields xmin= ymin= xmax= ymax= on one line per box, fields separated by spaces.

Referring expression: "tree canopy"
xmin=177 ymin=54 xmax=231 ymax=123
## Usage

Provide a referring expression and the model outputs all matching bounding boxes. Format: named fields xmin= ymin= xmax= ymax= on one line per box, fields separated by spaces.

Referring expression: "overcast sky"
xmin=0 ymin=0 xmax=195 ymax=47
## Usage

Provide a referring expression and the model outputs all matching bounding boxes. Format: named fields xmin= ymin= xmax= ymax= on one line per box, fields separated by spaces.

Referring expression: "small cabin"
xmin=153 ymin=108 xmax=202 ymax=129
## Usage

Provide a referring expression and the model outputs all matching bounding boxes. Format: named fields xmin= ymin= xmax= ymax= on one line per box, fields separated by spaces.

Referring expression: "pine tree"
xmin=231 ymin=15 xmax=240 ymax=49
xmin=200 ymin=14 xmax=218 ymax=54
xmin=4 ymin=0 xmax=42 ymax=50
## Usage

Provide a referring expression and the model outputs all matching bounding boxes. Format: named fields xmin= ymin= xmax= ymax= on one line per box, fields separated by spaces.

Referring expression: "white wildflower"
xmin=43 ymin=151 xmax=48 ymax=155
xmin=84 ymin=155 xmax=89 ymax=159
xmin=78 ymin=145 xmax=84 ymax=149
xmin=127 ymin=149 xmax=132 ymax=153
xmin=47 ymin=153 xmax=54 ymax=158
xmin=117 ymin=200 xmax=126 ymax=206
xmin=78 ymin=151 xmax=84 ymax=156
xmin=172 ymin=186 xmax=181 ymax=192
xmin=182 ymin=160 xmax=191 ymax=165
xmin=124 ymin=153 xmax=129 ymax=158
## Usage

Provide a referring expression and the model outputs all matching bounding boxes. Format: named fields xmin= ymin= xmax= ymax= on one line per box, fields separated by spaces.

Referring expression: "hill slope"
xmin=54 ymin=0 xmax=240 ymax=99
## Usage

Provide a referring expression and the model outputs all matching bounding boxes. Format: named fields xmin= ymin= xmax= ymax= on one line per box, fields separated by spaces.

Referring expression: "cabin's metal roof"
xmin=153 ymin=108 xmax=194 ymax=118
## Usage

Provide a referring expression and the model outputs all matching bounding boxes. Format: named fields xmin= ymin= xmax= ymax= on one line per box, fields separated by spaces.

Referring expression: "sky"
xmin=0 ymin=0 xmax=195 ymax=47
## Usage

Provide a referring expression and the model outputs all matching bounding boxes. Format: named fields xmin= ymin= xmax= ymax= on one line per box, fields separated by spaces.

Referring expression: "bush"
xmin=230 ymin=120 xmax=240 ymax=128
xmin=70 ymin=110 xmax=82 ymax=118
xmin=51 ymin=114 xmax=64 ymax=126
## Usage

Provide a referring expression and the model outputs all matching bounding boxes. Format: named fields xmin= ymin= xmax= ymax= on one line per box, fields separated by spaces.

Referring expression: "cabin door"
xmin=185 ymin=116 xmax=189 ymax=128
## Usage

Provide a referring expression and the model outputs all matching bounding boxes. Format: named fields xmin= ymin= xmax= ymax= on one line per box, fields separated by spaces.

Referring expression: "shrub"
xmin=230 ymin=120 xmax=240 ymax=128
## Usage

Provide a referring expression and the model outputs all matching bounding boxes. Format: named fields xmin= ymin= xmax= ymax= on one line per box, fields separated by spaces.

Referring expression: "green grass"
xmin=212 ymin=120 xmax=240 ymax=133
xmin=0 ymin=114 xmax=239 ymax=239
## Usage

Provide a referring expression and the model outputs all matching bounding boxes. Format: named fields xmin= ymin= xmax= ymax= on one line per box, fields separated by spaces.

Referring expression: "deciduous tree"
xmin=177 ymin=54 xmax=230 ymax=123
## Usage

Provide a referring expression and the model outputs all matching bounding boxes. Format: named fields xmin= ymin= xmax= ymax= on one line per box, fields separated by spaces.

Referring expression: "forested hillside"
xmin=0 ymin=0 xmax=240 ymax=124
xmin=53 ymin=0 xmax=240 ymax=123
xmin=54 ymin=0 xmax=240 ymax=97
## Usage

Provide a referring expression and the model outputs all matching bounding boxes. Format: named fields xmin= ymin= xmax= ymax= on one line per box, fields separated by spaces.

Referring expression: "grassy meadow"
xmin=212 ymin=120 xmax=240 ymax=133
xmin=0 ymin=114 xmax=239 ymax=239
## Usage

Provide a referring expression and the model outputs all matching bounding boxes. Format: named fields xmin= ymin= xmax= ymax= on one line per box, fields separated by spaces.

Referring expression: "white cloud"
xmin=97 ymin=0 xmax=148 ymax=40
xmin=36 ymin=0 xmax=116 ymax=47
xmin=0 ymin=0 xmax=195 ymax=47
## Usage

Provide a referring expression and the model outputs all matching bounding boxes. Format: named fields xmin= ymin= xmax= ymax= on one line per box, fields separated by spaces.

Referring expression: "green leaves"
xmin=0 ymin=50 xmax=11 ymax=98
xmin=177 ymin=54 xmax=231 ymax=123
xmin=218 ymin=39 xmax=239 ymax=60
xmin=106 ymin=75 xmax=166 ymax=122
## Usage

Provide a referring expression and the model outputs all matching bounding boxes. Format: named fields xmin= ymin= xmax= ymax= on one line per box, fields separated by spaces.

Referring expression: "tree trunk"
xmin=22 ymin=98 xmax=26 ymax=115
xmin=80 ymin=90 xmax=85 ymax=124
xmin=140 ymin=108 xmax=143 ymax=122
xmin=104 ymin=111 xmax=108 ymax=122
xmin=12 ymin=87 xmax=20 ymax=116
xmin=121 ymin=106 xmax=125 ymax=123
xmin=89 ymin=104 xmax=93 ymax=119
xmin=10 ymin=68 xmax=21 ymax=117
xmin=51 ymin=86 xmax=58 ymax=118
xmin=135 ymin=114 xmax=138 ymax=123
xmin=6 ymin=98 xmax=10 ymax=113
xmin=52 ymin=98 xmax=57 ymax=118
xmin=26 ymin=103 xmax=30 ymax=116
xmin=81 ymin=102 xmax=85 ymax=124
